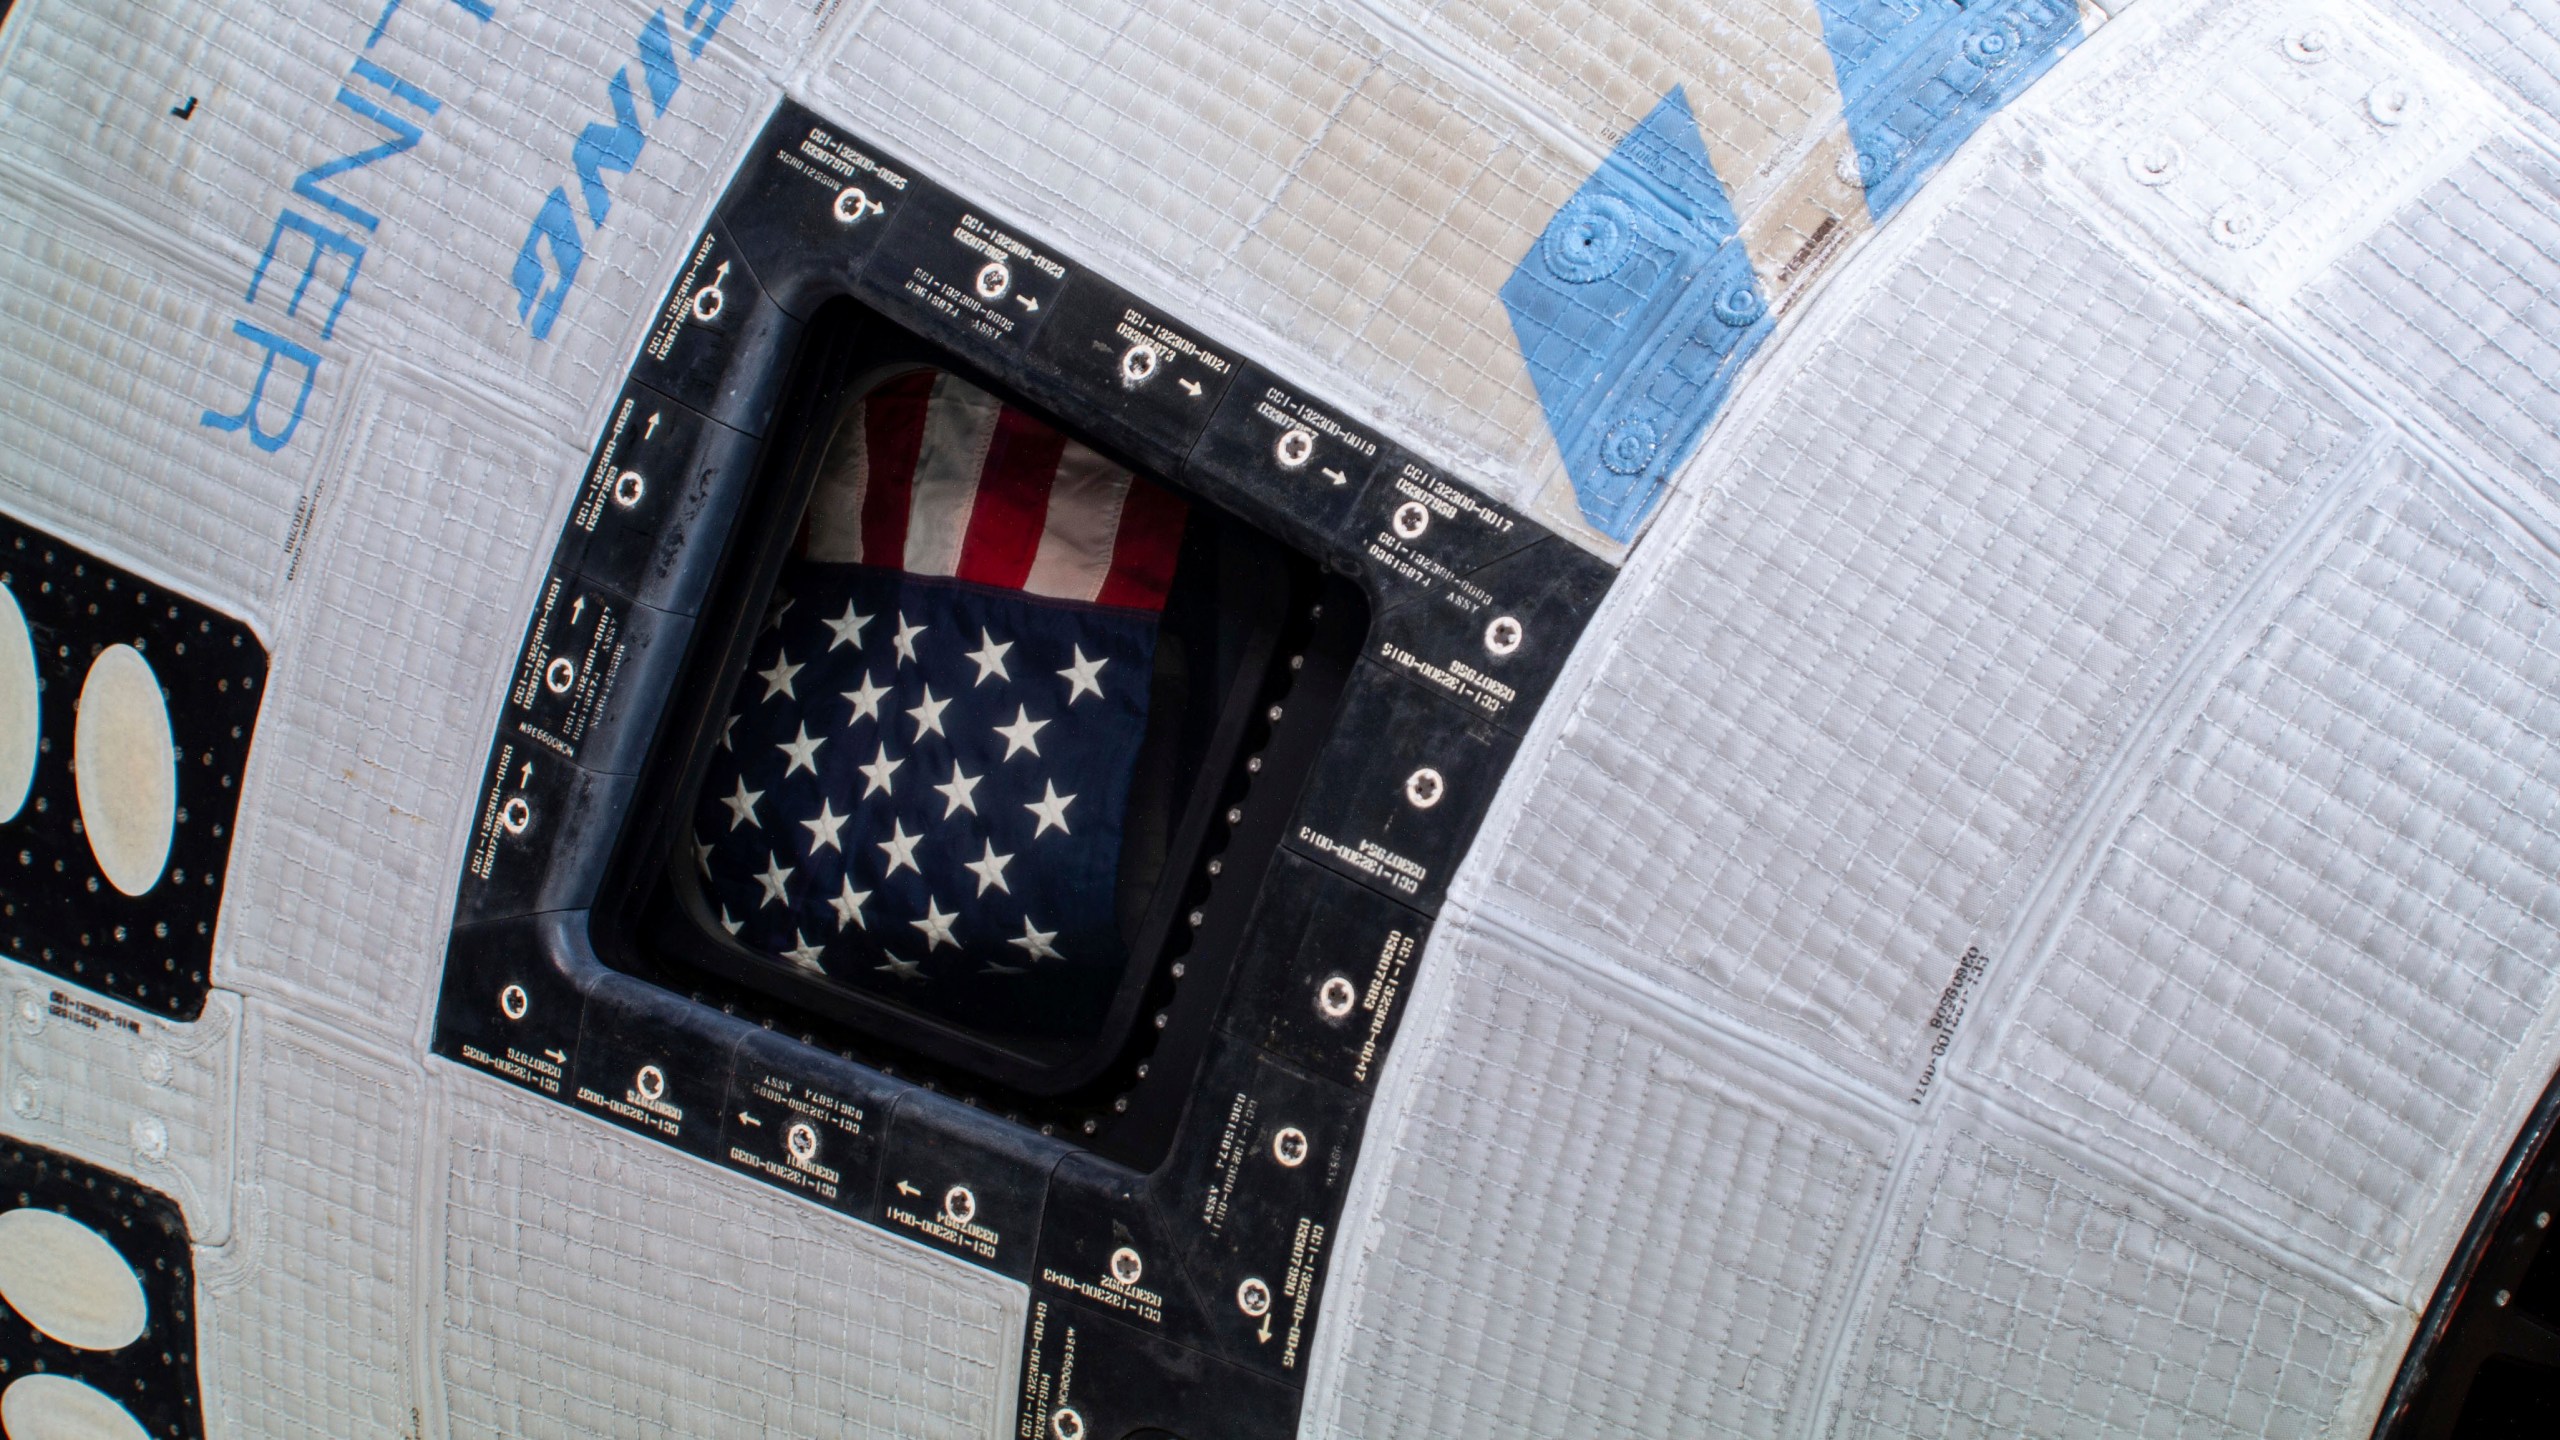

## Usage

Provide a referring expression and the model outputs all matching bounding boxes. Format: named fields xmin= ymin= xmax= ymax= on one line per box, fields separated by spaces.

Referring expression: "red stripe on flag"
xmin=859 ymin=371 xmax=935 ymax=565
xmin=1094 ymin=476 xmax=1187 ymax=612
xmin=954 ymin=405 xmax=1064 ymax=591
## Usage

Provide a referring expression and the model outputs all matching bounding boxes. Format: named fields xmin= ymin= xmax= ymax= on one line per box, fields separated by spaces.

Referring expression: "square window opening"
xmin=594 ymin=300 xmax=1366 ymax=1165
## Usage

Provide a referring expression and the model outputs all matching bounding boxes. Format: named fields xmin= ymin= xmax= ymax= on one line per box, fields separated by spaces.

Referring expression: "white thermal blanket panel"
xmin=216 ymin=366 xmax=570 ymax=1042
xmin=1486 ymin=157 xmax=2366 ymax=1090
xmin=1985 ymin=470 xmax=2560 ymax=1299
xmin=1313 ymin=921 xmax=1894 ymax=1439
xmin=1825 ymin=1113 xmax=2391 ymax=1439
xmin=199 ymin=1003 xmax=423 ymax=1440
xmin=810 ymin=0 xmax=1580 ymax=527
xmin=2299 ymin=144 xmax=2560 ymax=497
xmin=436 ymin=1072 xmax=1025 ymax=1440
xmin=0 ymin=185 xmax=329 ymax=629
xmin=0 ymin=961 xmax=239 ymax=1243
xmin=2383 ymin=0 xmax=2560 ymax=135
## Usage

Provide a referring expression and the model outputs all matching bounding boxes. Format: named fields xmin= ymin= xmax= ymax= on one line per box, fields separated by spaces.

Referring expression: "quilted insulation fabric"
xmin=5 ymin=0 xmax=2560 ymax=1432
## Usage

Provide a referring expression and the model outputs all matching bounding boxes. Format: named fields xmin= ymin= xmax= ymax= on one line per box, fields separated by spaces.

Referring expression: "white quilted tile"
xmin=1488 ymin=155 xmax=2365 ymax=1089
xmin=200 ymin=1003 xmax=422 ymax=1440
xmin=2378 ymin=0 xmax=2560 ymax=136
xmin=434 ymin=1067 xmax=1024 ymax=1440
xmin=1983 ymin=471 xmax=2560 ymax=1295
xmin=1371 ymin=0 xmax=1842 ymax=199
xmin=216 ymin=365 xmax=570 ymax=1041
xmin=2042 ymin=0 xmax=2493 ymax=308
xmin=2298 ymin=144 xmax=2560 ymax=498
xmin=1827 ymin=1113 xmax=2391 ymax=1439
xmin=0 ymin=186 xmax=329 ymax=626
xmin=1309 ymin=920 xmax=1894 ymax=1440
xmin=0 ymin=0 xmax=773 ymax=429
xmin=330 ymin=0 xmax=771 ymax=423
xmin=811 ymin=0 xmax=1577 ymax=529
xmin=0 ymin=959 xmax=238 ymax=1242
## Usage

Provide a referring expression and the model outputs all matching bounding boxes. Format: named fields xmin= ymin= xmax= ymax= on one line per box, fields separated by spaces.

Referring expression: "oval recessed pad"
xmin=73 ymin=644 xmax=177 ymax=898
xmin=0 ymin=583 xmax=35 ymax=823
xmin=0 ymin=1208 xmax=147 ymax=1352
xmin=0 ymin=1373 xmax=152 ymax=1440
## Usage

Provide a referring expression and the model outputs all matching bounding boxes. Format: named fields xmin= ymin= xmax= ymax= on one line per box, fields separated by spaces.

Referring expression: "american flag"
xmin=693 ymin=369 xmax=1187 ymax=1034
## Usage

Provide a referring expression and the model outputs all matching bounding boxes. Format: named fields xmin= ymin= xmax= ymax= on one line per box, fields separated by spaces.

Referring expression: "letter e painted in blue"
xmin=247 ymin=212 xmax=366 ymax=340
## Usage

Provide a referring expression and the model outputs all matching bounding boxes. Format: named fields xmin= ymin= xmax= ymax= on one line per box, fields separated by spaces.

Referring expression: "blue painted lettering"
xmin=512 ymin=3 xmax=732 ymax=340
xmin=201 ymin=0 xmax=490 ymax=454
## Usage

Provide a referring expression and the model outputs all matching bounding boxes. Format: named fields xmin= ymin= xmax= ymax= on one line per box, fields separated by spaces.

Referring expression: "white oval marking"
xmin=0 ymin=1374 xmax=152 ymax=1440
xmin=0 ymin=585 xmax=35 ymax=824
xmin=0 ymin=1208 xmax=148 ymax=1351
xmin=73 ymin=644 xmax=177 ymax=896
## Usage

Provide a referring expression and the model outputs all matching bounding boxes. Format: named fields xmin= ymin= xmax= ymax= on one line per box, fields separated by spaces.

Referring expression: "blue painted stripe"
xmin=1816 ymin=0 xmax=2083 ymax=218
xmin=1508 ymin=7 xmax=2085 ymax=541
xmin=1502 ymin=88 xmax=1770 ymax=542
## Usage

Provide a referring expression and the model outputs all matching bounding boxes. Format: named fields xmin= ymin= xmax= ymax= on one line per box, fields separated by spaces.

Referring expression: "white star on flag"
xmin=912 ymin=897 xmax=960 ymax=950
xmin=993 ymin=705 xmax=1048 ymax=760
xmin=843 ymin=673 xmax=891 ymax=725
xmin=830 ymin=875 xmax=870 ymax=930
xmin=877 ymin=953 xmax=923 ymax=980
xmin=776 ymin=724 xmax=825 ymax=777
xmin=1009 ymin=917 xmax=1062 ymax=962
xmin=783 ymin=931 xmax=827 ymax=972
xmin=821 ymin=602 xmax=872 ymax=651
xmin=858 ymin=742 xmax=903 ymax=798
xmin=877 ymin=819 xmax=923 ymax=877
xmin=964 ymin=839 xmax=1015 ymax=896
xmin=935 ymin=761 xmax=981 ymax=818
xmin=801 ymin=799 xmax=848 ymax=854
xmin=1025 ymin=781 xmax=1076 ymax=838
xmin=908 ymin=686 xmax=951 ymax=739
xmin=965 ymin=629 xmax=1013 ymax=685
xmin=893 ymin=614 xmax=926 ymax=663
xmin=722 ymin=778 xmax=764 ymax=831
xmin=720 ymin=906 xmax=743 ymax=936
xmin=755 ymin=854 xmax=794 ymax=908
xmin=758 ymin=652 xmax=804 ymax=700
xmin=1058 ymin=646 xmax=1108 ymax=704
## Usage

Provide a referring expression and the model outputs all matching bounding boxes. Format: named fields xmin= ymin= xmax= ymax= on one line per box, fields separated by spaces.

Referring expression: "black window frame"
xmin=433 ymin=99 xmax=1612 ymax=1440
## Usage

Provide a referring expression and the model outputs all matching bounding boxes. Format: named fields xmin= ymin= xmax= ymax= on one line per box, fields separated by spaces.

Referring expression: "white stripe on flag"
xmin=801 ymin=398 xmax=873 ymax=563
xmin=903 ymin=371 xmax=1002 ymax=577
xmin=1023 ymin=439 xmax=1133 ymax=603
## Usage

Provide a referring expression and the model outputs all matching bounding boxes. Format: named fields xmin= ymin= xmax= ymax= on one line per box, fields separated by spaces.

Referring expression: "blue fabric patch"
xmin=1503 ymin=87 xmax=1770 ymax=542
xmin=1815 ymin=0 xmax=2083 ymax=219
